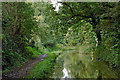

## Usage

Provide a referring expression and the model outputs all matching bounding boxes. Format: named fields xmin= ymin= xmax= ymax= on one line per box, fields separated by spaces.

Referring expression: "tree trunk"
xmin=96 ymin=30 xmax=101 ymax=45
xmin=92 ymin=17 xmax=101 ymax=45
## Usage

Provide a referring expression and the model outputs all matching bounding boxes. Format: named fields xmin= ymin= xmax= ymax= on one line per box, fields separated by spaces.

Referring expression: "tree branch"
xmin=58 ymin=2 xmax=74 ymax=14
xmin=58 ymin=2 xmax=91 ymax=20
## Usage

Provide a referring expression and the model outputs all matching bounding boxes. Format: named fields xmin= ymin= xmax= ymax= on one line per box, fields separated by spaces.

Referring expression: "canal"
xmin=52 ymin=47 xmax=118 ymax=79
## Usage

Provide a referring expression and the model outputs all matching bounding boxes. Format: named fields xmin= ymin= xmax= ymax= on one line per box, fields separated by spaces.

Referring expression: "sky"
xmin=50 ymin=0 xmax=62 ymax=12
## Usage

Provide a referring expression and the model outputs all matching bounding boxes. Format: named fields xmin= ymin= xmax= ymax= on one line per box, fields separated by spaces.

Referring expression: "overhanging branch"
xmin=58 ymin=2 xmax=91 ymax=20
xmin=58 ymin=2 xmax=74 ymax=14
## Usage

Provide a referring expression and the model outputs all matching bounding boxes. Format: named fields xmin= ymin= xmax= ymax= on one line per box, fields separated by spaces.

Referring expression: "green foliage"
xmin=53 ymin=2 xmax=120 ymax=70
xmin=2 ymin=51 xmax=26 ymax=71
xmin=2 ymin=35 xmax=27 ymax=70
xmin=26 ymin=46 xmax=44 ymax=58
xmin=2 ymin=2 xmax=38 ymax=71
xmin=2 ymin=1 xmax=120 ymax=75
xmin=93 ymin=43 xmax=119 ymax=68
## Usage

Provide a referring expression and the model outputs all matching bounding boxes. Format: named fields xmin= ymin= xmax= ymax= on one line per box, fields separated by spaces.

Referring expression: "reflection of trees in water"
xmin=53 ymin=54 xmax=64 ymax=78
xmin=64 ymin=53 xmax=85 ymax=78
xmin=53 ymin=50 xmax=118 ymax=78
xmin=71 ymin=61 xmax=86 ymax=78
xmin=64 ymin=52 xmax=98 ymax=78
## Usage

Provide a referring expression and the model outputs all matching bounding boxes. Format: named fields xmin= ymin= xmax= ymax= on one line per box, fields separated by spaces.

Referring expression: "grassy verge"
xmin=24 ymin=52 xmax=59 ymax=79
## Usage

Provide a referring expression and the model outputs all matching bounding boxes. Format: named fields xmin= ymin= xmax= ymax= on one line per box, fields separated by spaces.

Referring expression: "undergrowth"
xmin=3 ymin=46 xmax=44 ymax=73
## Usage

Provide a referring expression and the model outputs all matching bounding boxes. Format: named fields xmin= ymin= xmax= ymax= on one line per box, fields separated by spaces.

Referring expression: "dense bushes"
xmin=2 ymin=35 xmax=27 ymax=70
xmin=93 ymin=44 xmax=119 ymax=68
xmin=2 ymin=2 xmax=38 ymax=71
xmin=26 ymin=46 xmax=45 ymax=58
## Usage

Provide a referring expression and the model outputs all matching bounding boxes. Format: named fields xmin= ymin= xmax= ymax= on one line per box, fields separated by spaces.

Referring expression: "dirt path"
xmin=2 ymin=54 xmax=48 ymax=79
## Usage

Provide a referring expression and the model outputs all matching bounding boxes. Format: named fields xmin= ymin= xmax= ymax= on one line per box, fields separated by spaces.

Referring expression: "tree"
xmin=55 ymin=2 xmax=118 ymax=45
xmin=2 ymin=2 xmax=37 ymax=69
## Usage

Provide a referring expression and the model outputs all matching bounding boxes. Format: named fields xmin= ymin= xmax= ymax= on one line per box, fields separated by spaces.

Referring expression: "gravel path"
xmin=2 ymin=54 xmax=48 ymax=79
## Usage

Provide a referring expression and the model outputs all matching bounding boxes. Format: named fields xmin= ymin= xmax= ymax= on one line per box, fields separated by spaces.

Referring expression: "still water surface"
xmin=52 ymin=50 xmax=118 ymax=79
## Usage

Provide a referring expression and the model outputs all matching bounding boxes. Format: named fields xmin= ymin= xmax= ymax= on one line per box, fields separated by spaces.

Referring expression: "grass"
xmin=24 ymin=52 xmax=59 ymax=79
xmin=26 ymin=46 xmax=43 ymax=58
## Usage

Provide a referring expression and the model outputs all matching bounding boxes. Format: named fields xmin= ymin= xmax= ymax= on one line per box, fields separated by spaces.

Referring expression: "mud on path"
xmin=2 ymin=54 xmax=48 ymax=79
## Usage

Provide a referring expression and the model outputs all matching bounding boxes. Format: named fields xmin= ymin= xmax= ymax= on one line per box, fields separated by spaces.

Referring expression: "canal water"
xmin=52 ymin=48 xmax=118 ymax=79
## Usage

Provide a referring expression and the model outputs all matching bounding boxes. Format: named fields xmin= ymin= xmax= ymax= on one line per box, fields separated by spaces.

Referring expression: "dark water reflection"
xmin=52 ymin=50 xmax=118 ymax=79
